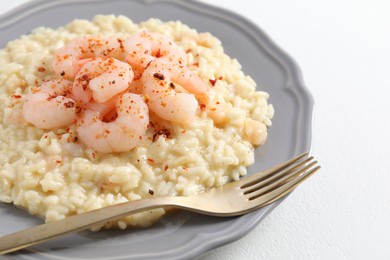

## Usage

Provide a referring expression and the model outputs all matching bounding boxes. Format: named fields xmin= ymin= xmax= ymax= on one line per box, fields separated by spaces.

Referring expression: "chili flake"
xmin=64 ymin=101 xmax=75 ymax=108
xmin=155 ymin=49 xmax=161 ymax=58
xmin=152 ymin=129 xmax=172 ymax=142
xmin=153 ymin=73 xmax=165 ymax=80
xmin=209 ymin=79 xmax=217 ymax=86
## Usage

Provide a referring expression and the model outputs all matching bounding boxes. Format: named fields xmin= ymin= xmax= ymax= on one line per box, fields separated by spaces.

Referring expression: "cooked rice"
xmin=0 ymin=15 xmax=273 ymax=229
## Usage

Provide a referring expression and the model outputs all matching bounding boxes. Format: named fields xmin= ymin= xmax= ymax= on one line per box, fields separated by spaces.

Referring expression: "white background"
xmin=1 ymin=1 xmax=390 ymax=259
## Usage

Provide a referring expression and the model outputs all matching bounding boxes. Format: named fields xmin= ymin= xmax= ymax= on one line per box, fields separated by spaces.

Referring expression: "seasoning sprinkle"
xmin=153 ymin=73 xmax=165 ymax=80
xmin=155 ymin=49 xmax=161 ymax=58
xmin=64 ymin=101 xmax=75 ymax=108
xmin=152 ymin=129 xmax=172 ymax=142
xmin=209 ymin=79 xmax=217 ymax=86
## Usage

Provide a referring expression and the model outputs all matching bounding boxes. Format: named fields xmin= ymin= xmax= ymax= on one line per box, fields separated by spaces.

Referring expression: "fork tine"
xmin=250 ymin=165 xmax=321 ymax=204
xmin=243 ymin=156 xmax=314 ymax=194
xmin=240 ymin=152 xmax=308 ymax=189
xmin=243 ymin=157 xmax=315 ymax=195
xmin=247 ymin=160 xmax=318 ymax=200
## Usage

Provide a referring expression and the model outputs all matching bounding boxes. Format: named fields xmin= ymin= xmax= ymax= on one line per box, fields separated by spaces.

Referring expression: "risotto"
xmin=0 ymin=15 xmax=274 ymax=229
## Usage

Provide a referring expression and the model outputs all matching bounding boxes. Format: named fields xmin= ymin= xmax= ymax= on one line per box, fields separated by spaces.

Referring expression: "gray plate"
xmin=0 ymin=0 xmax=314 ymax=259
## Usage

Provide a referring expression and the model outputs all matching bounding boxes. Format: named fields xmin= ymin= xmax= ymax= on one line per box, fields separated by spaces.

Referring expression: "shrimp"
xmin=83 ymin=95 xmax=118 ymax=118
xmin=141 ymin=58 xmax=208 ymax=123
xmin=127 ymin=79 xmax=144 ymax=94
xmin=72 ymin=57 xmax=134 ymax=105
xmin=76 ymin=93 xmax=149 ymax=153
xmin=124 ymin=32 xmax=187 ymax=79
xmin=53 ymin=35 xmax=126 ymax=80
xmin=22 ymin=79 xmax=76 ymax=129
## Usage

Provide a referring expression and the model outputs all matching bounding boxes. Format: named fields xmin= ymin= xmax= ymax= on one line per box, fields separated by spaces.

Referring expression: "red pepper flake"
xmin=153 ymin=73 xmax=165 ymax=80
xmin=200 ymin=104 xmax=206 ymax=111
xmin=147 ymin=158 xmax=155 ymax=163
xmin=164 ymin=165 xmax=169 ymax=171
xmin=148 ymin=189 xmax=154 ymax=195
xmin=209 ymin=79 xmax=217 ymax=86
xmin=80 ymin=74 xmax=89 ymax=81
xmin=117 ymin=38 xmax=124 ymax=50
xmin=60 ymin=71 xmax=65 ymax=76
xmin=182 ymin=166 xmax=187 ymax=171
xmin=37 ymin=67 xmax=46 ymax=72
xmin=152 ymin=129 xmax=172 ymax=142
xmin=74 ymin=136 xmax=78 ymax=142
xmin=146 ymin=60 xmax=153 ymax=69
xmin=192 ymin=62 xmax=199 ymax=67
xmin=185 ymin=48 xmax=192 ymax=53
xmin=56 ymin=160 xmax=62 ymax=164
xmin=11 ymin=94 xmax=22 ymax=99
xmin=155 ymin=49 xmax=161 ymax=58
xmin=64 ymin=101 xmax=75 ymax=108
xmin=75 ymin=106 xmax=83 ymax=115
xmin=218 ymin=76 xmax=223 ymax=80
xmin=169 ymin=83 xmax=175 ymax=89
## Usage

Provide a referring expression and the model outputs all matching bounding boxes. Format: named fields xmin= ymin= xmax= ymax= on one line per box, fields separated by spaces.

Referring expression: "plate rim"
xmin=0 ymin=0 xmax=314 ymax=259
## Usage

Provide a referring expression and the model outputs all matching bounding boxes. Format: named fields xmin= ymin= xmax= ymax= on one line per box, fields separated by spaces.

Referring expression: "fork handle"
xmin=0 ymin=196 xmax=189 ymax=255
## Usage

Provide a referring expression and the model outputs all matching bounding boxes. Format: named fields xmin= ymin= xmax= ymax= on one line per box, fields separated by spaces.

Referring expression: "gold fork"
xmin=0 ymin=153 xmax=320 ymax=255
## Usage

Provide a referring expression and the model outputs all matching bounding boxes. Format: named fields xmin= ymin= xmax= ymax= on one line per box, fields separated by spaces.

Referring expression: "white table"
xmin=1 ymin=1 xmax=390 ymax=259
